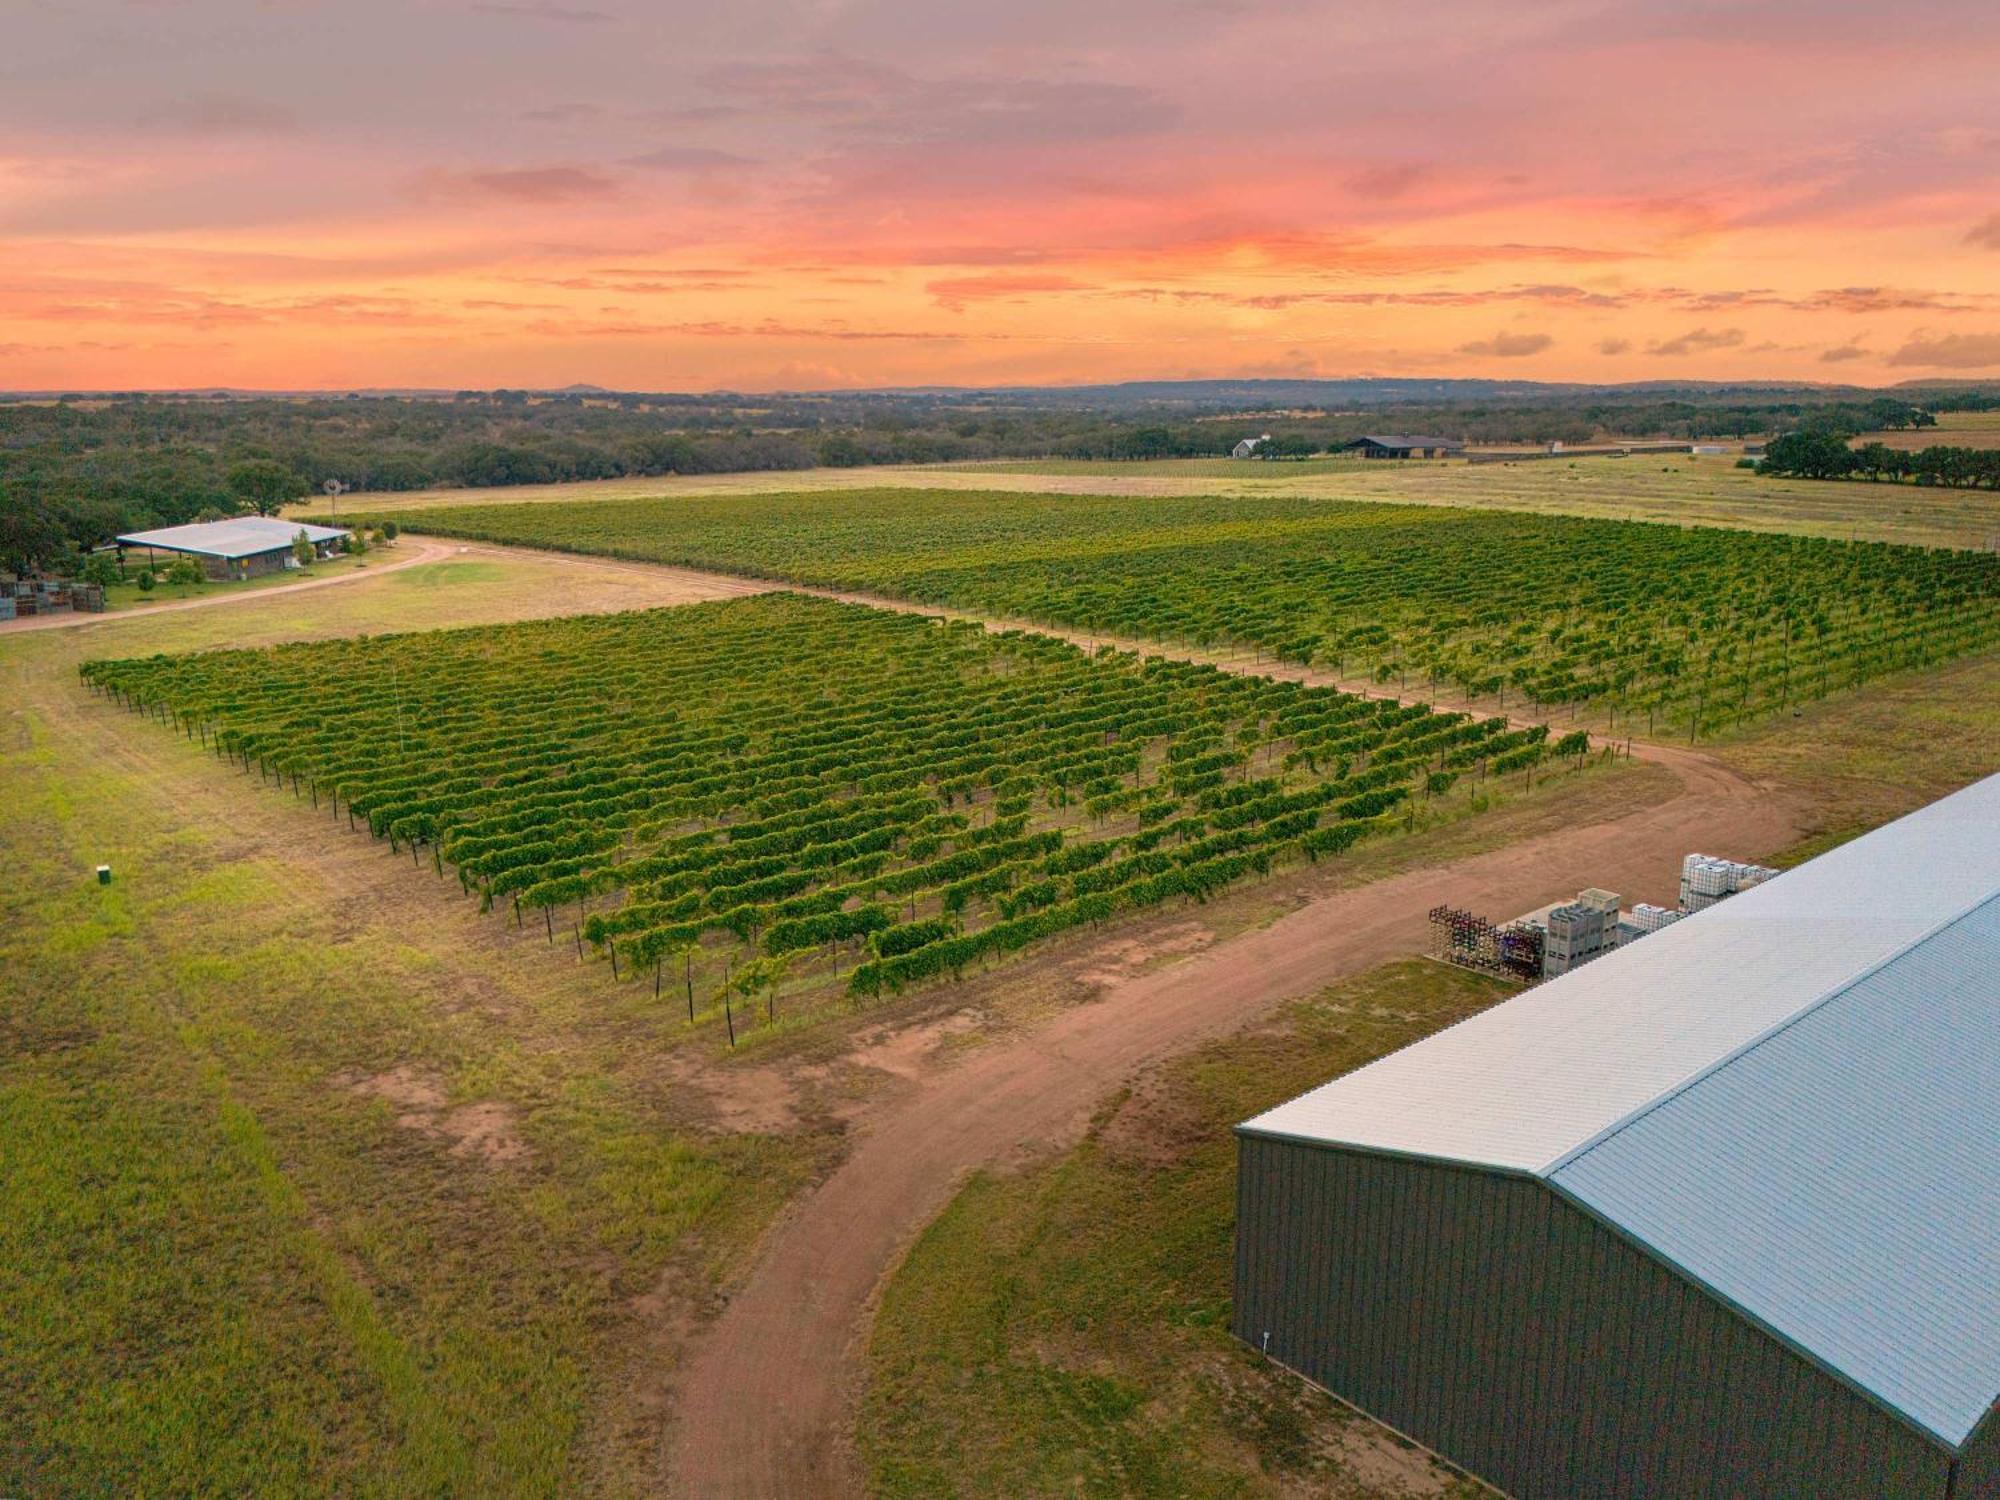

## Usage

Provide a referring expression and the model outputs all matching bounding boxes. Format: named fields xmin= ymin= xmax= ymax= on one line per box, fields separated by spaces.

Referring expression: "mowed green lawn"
xmin=0 ymin=554 xmax=822 ymax=1496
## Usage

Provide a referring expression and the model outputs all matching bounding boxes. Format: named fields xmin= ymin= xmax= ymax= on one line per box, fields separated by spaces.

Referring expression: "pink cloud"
xmin=1457 ymin=330 xmax=1554 ymax=357
xmin=1648 ymin=326 xmax=1746 ymax=357
xmin=6 ymin=0 xmax=1999 ymax=387
xmin=1887 ymin=331 xmax=2000 ymax=369
xmin=419 ymin=166 xmax=623 ymax=204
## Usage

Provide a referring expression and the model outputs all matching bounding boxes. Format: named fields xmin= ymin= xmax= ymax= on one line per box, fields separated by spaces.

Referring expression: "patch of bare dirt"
xmin=339 ymin=1065 xmax=529 ymax=1165
xmin=1096 ymin=1078 xmax=1213 ymax=1171
xmin=661 ymin=1056 xmax=810 ymax=1135
xmin=437 ymin=1100 xmax=530 ymax=1164
xmin=846 ymin=1009 xmax=983 ymax=1082
xmin=1074 ymin=921 xmax=1216 ymax=990
xmin=1328 ymin=1424 xmax=1459 ymax=1497
xmin=342 ymin=1064 xmax=447 ymax=1119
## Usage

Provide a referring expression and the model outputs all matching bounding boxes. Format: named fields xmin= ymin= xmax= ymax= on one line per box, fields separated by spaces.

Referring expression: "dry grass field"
xmin=1865 ymin=410 xmax=2000 ymax=450
xmin=299 ymin=451 xmax=2000 ymax=550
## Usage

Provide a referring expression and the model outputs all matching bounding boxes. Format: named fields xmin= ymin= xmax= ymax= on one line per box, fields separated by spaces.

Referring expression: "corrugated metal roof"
xmin=1343 ymin=434 xmax=1466 ymax=451
xmin=1238 ymin=770 xmax=2000 ymax=1450
xmin=1551 ymin=894 xmax=2000 ymax=1447
xmin=1240 ymin=773 xmax=2000 ymax=1172
xmin=118 ymin=518 xmax=349 ymax=559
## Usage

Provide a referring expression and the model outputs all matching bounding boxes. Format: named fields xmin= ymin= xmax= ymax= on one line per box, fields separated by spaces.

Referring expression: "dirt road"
xmin=0 ymin=540 xmax=456 ymax=634
xmin=665 ymin=741 xmax=1798 ymax=1488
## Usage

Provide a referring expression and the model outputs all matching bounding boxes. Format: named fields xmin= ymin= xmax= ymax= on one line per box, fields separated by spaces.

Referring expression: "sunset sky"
xmin=4 ymin=0 xmax=1999 ymax=392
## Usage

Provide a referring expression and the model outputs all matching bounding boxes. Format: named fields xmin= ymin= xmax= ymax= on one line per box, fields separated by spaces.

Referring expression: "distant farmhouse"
xmin=1230 ymin=433 xmax=1271 ymax=459
xmin=1337 ymin=434 xmax=1466 ymax=460
xmin=117 ymin=518 xmax=350 ymax=581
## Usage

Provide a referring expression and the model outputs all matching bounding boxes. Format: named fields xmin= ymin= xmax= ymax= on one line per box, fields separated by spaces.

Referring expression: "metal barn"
xmin=117 ymin=518 xmax=350 ymax=581
xmin=1337 ymin=434 xmax=1466 ymax=459
xmin=1235 ymin=773 xmax=2000 ymax=1499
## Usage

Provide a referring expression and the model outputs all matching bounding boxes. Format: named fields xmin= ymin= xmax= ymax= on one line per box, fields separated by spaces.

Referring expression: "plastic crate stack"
xmin=1679 ymin=854 xmax=1781 ymax=914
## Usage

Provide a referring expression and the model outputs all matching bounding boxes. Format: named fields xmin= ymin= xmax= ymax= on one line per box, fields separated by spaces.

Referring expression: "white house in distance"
xmin=116 ymin=518 xmax=351 ymax=581
xmin=1231 ymin=434 xmax=1271 ymax=459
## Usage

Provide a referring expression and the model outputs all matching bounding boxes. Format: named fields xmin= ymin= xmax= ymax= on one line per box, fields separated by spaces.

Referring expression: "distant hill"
xmin=0 ymin=376 xmax=1889 ymax=405
xmin=909 ymin=377 xmax=1868 ymax=411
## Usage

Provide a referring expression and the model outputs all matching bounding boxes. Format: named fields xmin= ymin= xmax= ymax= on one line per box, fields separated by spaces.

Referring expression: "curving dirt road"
xmin=628 ymin=562 xmax=1803 ymax=1494
xmin=0 ymin=540 xmax=457 ymax=635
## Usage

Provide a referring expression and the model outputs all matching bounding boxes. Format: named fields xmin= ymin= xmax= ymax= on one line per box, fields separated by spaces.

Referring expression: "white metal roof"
xmin=118 ymin=518 xmax=348 ymax=559
xmin=1239 ymin=770 xmax=2000 ymax=1448
xmin=1552 ymin=895 xmax=2000 ymax=1447
xmin=1240 ymin=772 xmax=2000 ymax=1172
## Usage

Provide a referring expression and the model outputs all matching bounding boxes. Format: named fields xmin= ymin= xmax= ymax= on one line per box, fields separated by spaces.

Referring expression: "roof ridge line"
xmin=1537 ymin=885 xmax=2000 ymax=1180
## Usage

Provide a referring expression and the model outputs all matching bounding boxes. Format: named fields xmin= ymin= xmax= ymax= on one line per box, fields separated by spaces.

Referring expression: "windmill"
xmin=322 ymin=477 xmax=349 ymax=521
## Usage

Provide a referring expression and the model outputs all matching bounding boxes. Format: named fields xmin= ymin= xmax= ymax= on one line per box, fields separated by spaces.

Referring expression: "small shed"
xmin=1337 ymin=435 xmax=1465 ymax=460
xmin=117 ymin=519 xmax=350 ymax=581
xmin=1231 ymin=434 xmax=1272 ymax=459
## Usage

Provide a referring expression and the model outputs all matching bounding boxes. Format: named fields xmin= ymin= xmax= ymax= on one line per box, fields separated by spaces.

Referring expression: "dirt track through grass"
xmin=860 ymin=957 xmax=1509 ymax=1499
xmin=664 ymin=725 xmax=1804 ymax=1497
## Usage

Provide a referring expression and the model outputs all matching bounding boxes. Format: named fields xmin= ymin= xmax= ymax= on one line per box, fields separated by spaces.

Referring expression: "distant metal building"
xmin=1235 ymin=773 xmax=2000 ymax=1499
xmin=117 ymin=518 xmax=350 ymax=581
xmin=1337 ymin=434 xmax=1466 ymax=459
xmin=1231 ymin=434 xmax=1272 ymax=459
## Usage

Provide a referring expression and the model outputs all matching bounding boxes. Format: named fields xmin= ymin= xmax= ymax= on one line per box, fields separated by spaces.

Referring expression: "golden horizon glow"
xmin=4 ymin=1 xmax=1998 ymax=391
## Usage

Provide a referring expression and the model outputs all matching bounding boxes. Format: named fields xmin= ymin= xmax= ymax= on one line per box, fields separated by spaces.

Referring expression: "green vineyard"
xmin=376 ymin=489 xmax=2000 ymax=739
xmin=82 ymin=595 xmax=1575 ymax=1022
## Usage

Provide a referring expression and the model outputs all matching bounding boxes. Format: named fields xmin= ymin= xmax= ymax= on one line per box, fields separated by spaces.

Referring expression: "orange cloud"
xmin=926 ymin=274 xmax=1094 ymax=311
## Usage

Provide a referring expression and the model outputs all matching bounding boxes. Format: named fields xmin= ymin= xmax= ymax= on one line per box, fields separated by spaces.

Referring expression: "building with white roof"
xmin=117 ymin=518 xmax=350 ymax=580
xmin=1234 ymin=771 xmax=2000 ymax=1499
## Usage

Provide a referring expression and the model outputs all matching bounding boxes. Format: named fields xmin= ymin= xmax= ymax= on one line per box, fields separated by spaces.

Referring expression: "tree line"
xmin=1760 ymin=430 xmax=2000 ymax=489
xmin=5 ymin=383 xmax=1990 ymax=573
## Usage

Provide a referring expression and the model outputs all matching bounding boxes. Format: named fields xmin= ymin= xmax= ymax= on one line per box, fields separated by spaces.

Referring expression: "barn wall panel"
xmin=1232 ymin=1134 xmax=1953 ymax=1499
xmin=1956 ymin=1407 xmax=2000 ymax=1500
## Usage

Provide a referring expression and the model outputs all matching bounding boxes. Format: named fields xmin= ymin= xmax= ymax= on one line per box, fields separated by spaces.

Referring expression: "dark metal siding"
xmin=1233 ymin=1134 xmax=1953 ymax=1499
xmin=1957 ymin=1405 xmax=2000 ymax=1500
